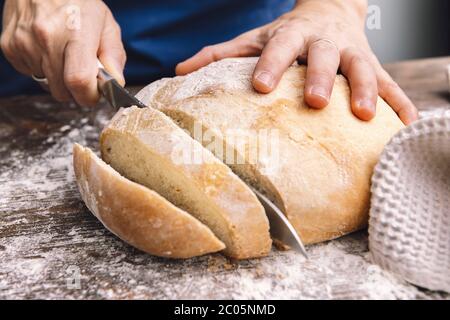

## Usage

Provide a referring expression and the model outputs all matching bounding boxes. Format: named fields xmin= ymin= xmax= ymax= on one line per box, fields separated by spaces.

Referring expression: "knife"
xmin=251 ymin=188 xmax=308 ymax=258
xmin=96 ymin=63 xmax=308 ymax=258
xmin=97 ymin=62 xmax=147 ymax=109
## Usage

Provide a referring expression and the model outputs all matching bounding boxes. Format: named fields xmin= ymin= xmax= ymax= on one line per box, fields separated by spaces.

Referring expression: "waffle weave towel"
xmin=369 ymin=112 xmax=450 ymax=293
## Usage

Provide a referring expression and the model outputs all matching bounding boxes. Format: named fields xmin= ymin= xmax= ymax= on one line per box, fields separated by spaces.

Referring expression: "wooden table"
xmin=1 ymin=57 xmax=449 ymax=300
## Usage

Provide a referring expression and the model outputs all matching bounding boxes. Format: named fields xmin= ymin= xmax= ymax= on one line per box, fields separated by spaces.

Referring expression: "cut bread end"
xmin=73 ymin=143 xmax=225 ymax=259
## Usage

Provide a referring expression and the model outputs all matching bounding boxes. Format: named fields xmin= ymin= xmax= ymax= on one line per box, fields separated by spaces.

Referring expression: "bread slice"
xmin=73 ymin=144 xmax=225 ymax=258
xmin=100 ymin=106 xmax=271 ymax=259
xmin=136 ymin=57 xmax=405 ymax=244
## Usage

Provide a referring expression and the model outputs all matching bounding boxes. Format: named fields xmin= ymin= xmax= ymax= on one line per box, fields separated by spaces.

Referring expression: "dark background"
xmin=366 ymin=0 xmax=449 ymax=62
xmin=0 ymin=0 xmax=448 ymax=96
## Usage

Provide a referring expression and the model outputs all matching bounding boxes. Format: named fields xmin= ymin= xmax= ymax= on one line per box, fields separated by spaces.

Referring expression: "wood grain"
xmin=384 ymin=56 xmax=450 ymax=110
xmin=1 ymin=57 xmax=449 ymax=300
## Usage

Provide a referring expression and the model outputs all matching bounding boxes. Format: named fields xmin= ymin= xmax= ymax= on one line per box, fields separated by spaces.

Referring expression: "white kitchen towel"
xmin=369 ymin=112 xmax=450 ymax=293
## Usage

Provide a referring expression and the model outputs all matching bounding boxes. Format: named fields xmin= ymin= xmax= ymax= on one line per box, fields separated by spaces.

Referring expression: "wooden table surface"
xmin=1 ymin=57 xmax=449 ymax=300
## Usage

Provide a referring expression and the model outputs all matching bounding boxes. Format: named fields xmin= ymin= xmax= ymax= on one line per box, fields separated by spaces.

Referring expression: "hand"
xmin=176 ymin=0 xmax=418 ymax=125
xmin=1 ymin=0 xmax=126 ymax=106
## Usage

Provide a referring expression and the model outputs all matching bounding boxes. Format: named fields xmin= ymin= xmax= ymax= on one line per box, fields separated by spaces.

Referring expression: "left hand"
xmin=176 ymin=0 xmax=418 ymax=125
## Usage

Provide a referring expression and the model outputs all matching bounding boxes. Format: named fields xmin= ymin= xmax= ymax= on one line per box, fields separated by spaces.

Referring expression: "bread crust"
xmin=100 ymin=107 xmax=272 ymax=259
xmin=73 ymin=143 xmax=225 ymax=258
xmin=136 ymin=57 xmax=405 ymax=245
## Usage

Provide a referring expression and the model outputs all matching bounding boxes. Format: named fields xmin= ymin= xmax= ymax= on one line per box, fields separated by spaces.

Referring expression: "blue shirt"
xmin=0 ymin=0 xmax=294 ymax=96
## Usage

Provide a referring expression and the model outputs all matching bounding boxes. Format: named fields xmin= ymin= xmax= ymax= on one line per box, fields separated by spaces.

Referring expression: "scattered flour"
xmin=0 ymin=125 xmax=89 ymax=209
xmin=0 ymin=103 xmax=447 ymax=300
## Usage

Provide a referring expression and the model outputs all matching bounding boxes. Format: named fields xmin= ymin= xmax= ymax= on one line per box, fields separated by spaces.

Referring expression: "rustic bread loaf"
xmin=136 ymin=57 xmax=405 ymax=244
xmin=99 ymin=106 xmax=272 ymax=259
xmin=73 ymin=143 xmax=225 ymax=258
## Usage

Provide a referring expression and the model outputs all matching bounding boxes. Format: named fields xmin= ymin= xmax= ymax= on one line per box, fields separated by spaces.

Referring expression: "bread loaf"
xmin=99 ymin=106 xmax=272 ymax=259
xmin=73 ymin=144 xmax=225 ymax=258
xmin=74 ymin=57 xmax=404 ymax=259
xmin=136 ymin=57 xmax=405 ymax=244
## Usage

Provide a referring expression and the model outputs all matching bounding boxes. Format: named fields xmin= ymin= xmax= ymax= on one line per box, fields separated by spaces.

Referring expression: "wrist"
xmin=295 ymin=0 xmax=368 ymax=24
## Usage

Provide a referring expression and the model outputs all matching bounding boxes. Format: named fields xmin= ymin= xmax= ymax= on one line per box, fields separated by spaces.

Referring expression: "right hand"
xmin=1 ymin=0 xmax=126 ymax=106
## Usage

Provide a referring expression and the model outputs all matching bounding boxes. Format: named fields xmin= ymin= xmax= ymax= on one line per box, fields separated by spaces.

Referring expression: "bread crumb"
xmin=273 ymin=239 xmax=291 ymax=251
xmin=207 ymin=255 xmax=238 ymax=272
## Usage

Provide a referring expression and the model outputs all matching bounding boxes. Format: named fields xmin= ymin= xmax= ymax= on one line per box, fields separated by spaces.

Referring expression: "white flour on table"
xmin=0 ymin=105 xmax=447 ymax=300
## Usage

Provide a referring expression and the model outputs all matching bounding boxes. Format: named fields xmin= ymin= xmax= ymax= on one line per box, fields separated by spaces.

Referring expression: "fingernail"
xmin=255 ymin=71 xmax=274 ymax=89
xmin=357 ymin=98 xmax=375 ymax=111
xmin=310 ymin=86 xmax=329 ymax=101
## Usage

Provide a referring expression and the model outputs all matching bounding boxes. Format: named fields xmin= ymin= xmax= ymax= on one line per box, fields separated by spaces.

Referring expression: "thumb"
xmin=98 ymin=13 xmax=126 ymax=86
xmin=176 ymin=31 xmax=259 ymax=76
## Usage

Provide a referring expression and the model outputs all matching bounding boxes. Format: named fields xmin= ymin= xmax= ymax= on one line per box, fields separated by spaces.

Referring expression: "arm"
xmin=1 ymin=0 xmax=126 ymax=106
xmin=177 ymin=0 xmax=418 ymax=124
xmin=296 ymin=0 xmax=368 ymax=21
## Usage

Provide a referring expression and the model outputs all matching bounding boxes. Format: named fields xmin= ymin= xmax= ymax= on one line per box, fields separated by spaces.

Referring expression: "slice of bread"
xmin=100 ymin=106 xmax=272 ymax=259
xmin=136 ymin=57 xmax=405 ymax=244
xmin=73 ymin=143 xmax=225 ymax=258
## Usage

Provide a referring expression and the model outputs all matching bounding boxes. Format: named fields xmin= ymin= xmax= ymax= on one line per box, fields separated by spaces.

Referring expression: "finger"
xmin=1 ymin=1 xmax=16 ymax=29
xmin=371 ymin=59 xmax=418 ymax=125
xmin=63 ymin=2 xmax=107 ymax=107
xmin=41 ymin=29 xmax=72 ymax=102
xmin=13 ymin=29 xmax=45 ymax=77
xmin=304 ymin=39 xmax=340 ymax=109
xmin=42 ymin=50 xmax=71 ymax=102
xmin=176 ymin=30 xmax=262 ymax=75
xmin=0 ymin=10 xmax=31 ymax=74
xmin=1 ymin=32 xmax=32 ymax=75
xmin=64 ymin=38 xmax=100 ymax=107
xmin=252 ymin=31 xmax=305 ymax=93
xmin=30 ymin=16 xmax=72 ymax=102
xmin=97 ymin=12 xmax=126 ymax=86
xmin=340 ymin=48 xmax=378 ymax=121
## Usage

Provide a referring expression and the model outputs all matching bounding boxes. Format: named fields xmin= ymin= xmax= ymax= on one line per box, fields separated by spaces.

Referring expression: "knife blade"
xmin=97 ymin=63 xmax=147 ymax=109
xmin=251 ymin=188 xmax=308 ymax=258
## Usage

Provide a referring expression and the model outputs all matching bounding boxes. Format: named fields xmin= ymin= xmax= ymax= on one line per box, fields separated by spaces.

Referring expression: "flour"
xmin=0 ymin=109 xmax=107 ymax=209
xmin=178 ymin=237 xmax=433 ymax=300
xmin=0 ymin=125 xmax=87 ymax=210
xmin=59 ymin=125 xmax=71 ymax=133
xmin=1 ymin=102 xmax=447 ymax=299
